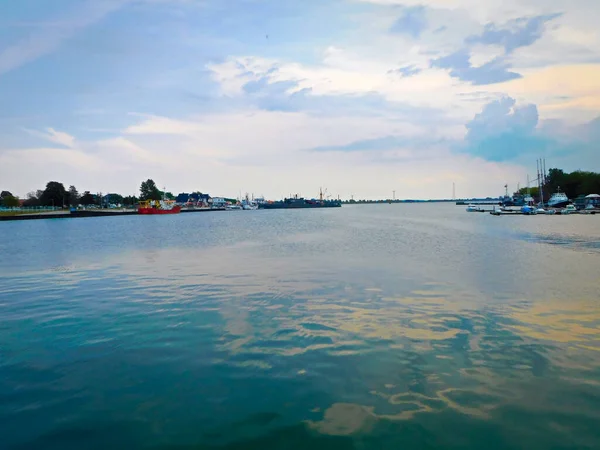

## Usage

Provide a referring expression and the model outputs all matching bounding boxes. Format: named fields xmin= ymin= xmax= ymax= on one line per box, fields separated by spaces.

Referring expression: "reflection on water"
xmin=0 ymin=205 xmax=599 ymax=449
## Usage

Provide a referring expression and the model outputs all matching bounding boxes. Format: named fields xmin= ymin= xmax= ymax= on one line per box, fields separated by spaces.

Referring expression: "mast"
xmin=538 ymin=159 xmax=545 ymax=207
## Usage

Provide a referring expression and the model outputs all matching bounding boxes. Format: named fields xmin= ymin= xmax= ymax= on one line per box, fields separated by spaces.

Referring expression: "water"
xmin=1 ymin=204 xmax=599 ymax=449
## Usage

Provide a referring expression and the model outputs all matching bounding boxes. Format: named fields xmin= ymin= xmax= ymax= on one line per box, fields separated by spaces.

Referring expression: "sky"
xmin=1 ymin=0 xmax=599 ymax=200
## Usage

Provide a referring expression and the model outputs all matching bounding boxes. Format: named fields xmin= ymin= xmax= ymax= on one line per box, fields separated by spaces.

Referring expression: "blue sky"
xmin=1 ymin=0 xmax=599 ymax=199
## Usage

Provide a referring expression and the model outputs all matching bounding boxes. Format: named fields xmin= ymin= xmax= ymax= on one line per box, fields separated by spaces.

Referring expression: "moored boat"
xmin=138 ymin=199 xmax=181 ymax=214
xmin=548 ymin=188 xmax=570 ymax=208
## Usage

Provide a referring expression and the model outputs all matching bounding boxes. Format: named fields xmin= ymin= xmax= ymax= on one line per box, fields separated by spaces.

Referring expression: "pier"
xmin=0 ymin=207 xmax=228 ymax=222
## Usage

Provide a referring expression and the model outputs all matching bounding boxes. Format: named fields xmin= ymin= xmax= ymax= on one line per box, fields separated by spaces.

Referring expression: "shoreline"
xmin=0 ymin=207 xmax=228 ymax=222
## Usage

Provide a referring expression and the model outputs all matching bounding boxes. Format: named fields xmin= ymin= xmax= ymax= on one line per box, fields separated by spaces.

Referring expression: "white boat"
xmin=562 ymin=204 xmax=577 ymax=214
xmin=466 ymin=204 xmax=482 ymax=212
xmin=536 ymin=208 xmax=546 ymax=214
xmin=548 ymin=189 xmax=570 ymax=208
xmin=585 ymin=194 xmax=600 ymax=210
xmin=226 ymin=204 xmax=242 ymax=210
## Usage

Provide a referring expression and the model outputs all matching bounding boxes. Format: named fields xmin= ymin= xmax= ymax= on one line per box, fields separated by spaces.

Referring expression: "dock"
xmin=489 ymin=208 xmax=597 ymax=216
xmin=0 ymin=207 xmax=228 ymax=222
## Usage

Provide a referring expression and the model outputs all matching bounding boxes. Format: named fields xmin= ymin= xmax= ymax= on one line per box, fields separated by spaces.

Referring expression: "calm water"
xmin=1 ymin=204 xmax=600 ymax=449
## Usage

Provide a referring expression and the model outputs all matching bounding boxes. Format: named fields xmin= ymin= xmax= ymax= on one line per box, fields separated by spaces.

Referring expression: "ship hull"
xmin=260 ymin=202 xmax=341 ymax=210
xmin=547 ymin=200 xmax=570 ymax=208
xmin=138 ymin=206 xmax=182 ymax=214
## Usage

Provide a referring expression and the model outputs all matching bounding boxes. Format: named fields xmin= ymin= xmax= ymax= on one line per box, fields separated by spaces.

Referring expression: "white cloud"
xmin=208 ymin=53 xmax=484 ymax=122
xmin=469 ymin=45 xmax=505 ymax=68
xmin=23 ymin=127 xmax=77 ymax=148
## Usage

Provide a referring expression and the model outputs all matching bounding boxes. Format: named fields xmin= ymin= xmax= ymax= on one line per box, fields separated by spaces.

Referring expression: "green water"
xmin=1 ymin=204 xmax=599 ymax=449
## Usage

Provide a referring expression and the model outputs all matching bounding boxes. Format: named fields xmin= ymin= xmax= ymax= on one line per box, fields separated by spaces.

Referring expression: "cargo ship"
xmin=138 ymin=199 xmax=181 ymax=215
xmin=260 ymin=189 xmax=341 ymax=210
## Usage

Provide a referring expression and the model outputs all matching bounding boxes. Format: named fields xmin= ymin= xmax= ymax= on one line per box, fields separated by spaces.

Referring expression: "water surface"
xmin=1 ymin=204 xmax=599 ymax=449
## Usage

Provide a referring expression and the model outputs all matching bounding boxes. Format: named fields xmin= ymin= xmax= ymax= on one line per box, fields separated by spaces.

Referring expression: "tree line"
xmin=0 ymin=178 xmax=171 ymax=208
xmin=518 ymin=168 xmax=600 ymax=200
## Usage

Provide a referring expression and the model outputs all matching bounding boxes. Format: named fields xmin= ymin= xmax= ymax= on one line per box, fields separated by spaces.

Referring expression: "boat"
xmin=585 ymin=194 xmax=600 ymax=210
xmin=241 ymin=194 xmax=259 ymax=210
xmin=466 ymin=204 xmax=482 ymax=212
xmin=499 ymin=184 xmax=526 ymax=207
xmin=260 ymin=189 xmax=342 ymax=210
xmin=521 ymin=205 xmax=537 ymax=215
xmin=562 ymin=204 xmax=577 ymax=214
xmin=138 ymin=199 xmax=181 ymax=214
xmin=547 ymin=188 xmax=570 ymax=208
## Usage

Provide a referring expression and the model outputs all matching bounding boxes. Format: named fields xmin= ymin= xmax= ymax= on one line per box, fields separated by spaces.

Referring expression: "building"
xmin=211 ymin=197 xmax=226 ymax=208
xmin=585 ymin=194 xmax=600 ymax=209
xmin=175 ymin=193 xmax=190 ymax=205
xmin=176 ymin=192 xmax=212 ymax=207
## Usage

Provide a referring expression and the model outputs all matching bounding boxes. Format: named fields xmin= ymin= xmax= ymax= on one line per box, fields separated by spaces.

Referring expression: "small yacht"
xmin=466 ymin=204 xmax=482 ymax=212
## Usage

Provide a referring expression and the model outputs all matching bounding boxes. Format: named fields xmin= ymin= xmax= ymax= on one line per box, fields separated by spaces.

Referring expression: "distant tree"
xmin=140 ymin=179 xmax=161 ymax=201
xmin=0 ymin=190 xmax=13 ymax=199
xmin=79 ymin=191 xmax=96 ymax=206
xmin=104 ymin=193 xmax=124 ymax=205
xmin=22 ymin=191 xmax=41 ymax=207
xmin=517 ymin=186 xmax=540 ymax=198
xmin=68 ymin=185 xmax=80 ymax=207
xmin=123 ymin=195 xmax=138 ymax=206
xmin=40 ymin=181 xmax=67 ymax=207
xmin=545 ymin=168 xmax=600 ymax=199
xmin=1 ymin=195 xmax=19 ymax=207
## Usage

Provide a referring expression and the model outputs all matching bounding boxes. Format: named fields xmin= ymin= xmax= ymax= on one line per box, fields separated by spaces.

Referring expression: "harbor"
xmin=463 ymin=160 xmax=600 ymax=217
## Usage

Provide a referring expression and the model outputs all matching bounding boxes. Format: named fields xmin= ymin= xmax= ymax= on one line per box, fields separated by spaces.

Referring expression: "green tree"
xmin=1 ymin=195 xmax=19 ymax=207
xmin=545 ymin=168 xmax=600 ymax=199
xmin=157 ymin=190 xmax=174 ymax=200
xmin=22 ymin=191 xmax=41 ymax=207
xmin=79 ymin=191 xmax=96 ymax=206
xmin=517 ymin=186 xmax=540 ymax=198
xmin=140 ymin=179 xmax=161 ymax=201
xmin=123 ymin=195 xmax=138 ymax=206
xmin=105 ymin=193 xmax=124 ymax=205
xmin=68 ymin=185 xmax=80 ymax=207
xmin=40 ymin=181 xmax=67 ymax=207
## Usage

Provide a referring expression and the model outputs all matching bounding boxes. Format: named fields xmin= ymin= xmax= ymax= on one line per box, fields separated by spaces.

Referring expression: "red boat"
xmin=138 ymin=200 xmax=181 ymax=215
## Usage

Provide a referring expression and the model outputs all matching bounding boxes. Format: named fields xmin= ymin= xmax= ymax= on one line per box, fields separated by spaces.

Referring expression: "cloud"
xmin=466 ymin=14 xmax=562 ymax=54
xmin=309 ymin=135 xmax=438 ymax=154
xmin=23 ymin=127 xmax=77 ymax=148
xmin=462 ymin=96 xmax=548 ymax=161
xmin=388 ymin=65 xmax=422 ymax=77
xmin=1 ymin=0 xmax=600 ymax=200
xmin=390 ymin=6 xmax=428 ymax=38
xmin=466 ymin=97 xmax=538 ymax=142
xmin=431 ymin=50 xmax=521 ymax=85
xmin=0 ymin=0 xmax=131 ymax=76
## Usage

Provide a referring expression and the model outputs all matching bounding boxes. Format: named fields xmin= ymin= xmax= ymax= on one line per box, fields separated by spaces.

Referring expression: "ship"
xmin=500 ymin=184 xmax=526 ymax=207
xmin=547 ymin=188 xmax=570 ymax=208
xmin=138 ymin=199 xmax=181 ymax=214
xmin=260 ymin=189 xmax=341 ymax=210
